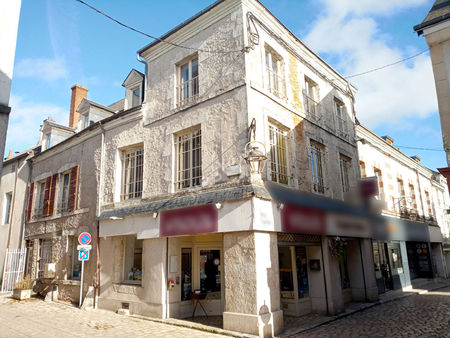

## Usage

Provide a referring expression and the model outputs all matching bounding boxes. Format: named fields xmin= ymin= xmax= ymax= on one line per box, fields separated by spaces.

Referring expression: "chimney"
xmin=381 ymin=136 xmax=394 ymax=146
xmin=7 ymin=149 xmax=12 ymax=159
xmin=411 ymin=156 xmax=421 ymax=163
xmin=69 ymin=85 xmax=88 ymax=128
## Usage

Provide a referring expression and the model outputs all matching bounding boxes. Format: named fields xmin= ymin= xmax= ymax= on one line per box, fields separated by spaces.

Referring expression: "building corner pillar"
xmin=223 ymin=231 xmax=283 ymax=337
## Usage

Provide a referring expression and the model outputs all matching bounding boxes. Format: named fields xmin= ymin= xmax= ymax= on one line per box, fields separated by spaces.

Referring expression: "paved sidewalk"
xmin=0 ymin=298 xmax=228 ymax=337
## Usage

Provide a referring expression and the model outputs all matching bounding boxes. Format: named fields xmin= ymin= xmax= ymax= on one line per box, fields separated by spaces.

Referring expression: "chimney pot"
xmin=381 ymin=135 xmax=394 ymax=146
xmin=7 ymin=149 xmax=13 ymax=159
xmin=69 ymin=84 xmax=88 ymax=128
xmin=411 ymin=156 xmax=421 ymax=163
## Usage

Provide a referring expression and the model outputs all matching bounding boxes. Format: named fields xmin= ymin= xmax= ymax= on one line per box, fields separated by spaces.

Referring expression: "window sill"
xmin=113 ymin=282 xmax=142 ymax=295
xmin=28 ymin=208 xmax=89 ymax=223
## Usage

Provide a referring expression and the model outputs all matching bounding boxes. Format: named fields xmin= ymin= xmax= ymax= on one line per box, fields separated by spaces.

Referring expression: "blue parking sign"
xmin=78 ymin=250 xmax=89 ymax=261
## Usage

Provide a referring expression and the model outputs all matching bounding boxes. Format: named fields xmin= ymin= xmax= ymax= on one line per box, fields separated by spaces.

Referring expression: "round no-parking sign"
xmin=78 ymin=232 xmax=92 ymax=245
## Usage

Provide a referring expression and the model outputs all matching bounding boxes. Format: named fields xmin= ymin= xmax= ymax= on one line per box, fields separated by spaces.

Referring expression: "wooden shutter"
xmin=48 ymin=174 xmax=58 ymax=216
xmin=42 ymin=177 xmax=52 ymax=217
xmin=67 ymin=166 xmax=79 ymax=212
xmin=26 ymin=182 xmax=35 ymax=222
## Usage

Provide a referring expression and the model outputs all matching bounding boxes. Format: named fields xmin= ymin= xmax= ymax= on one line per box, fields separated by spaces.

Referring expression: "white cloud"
xmin=5 ymin=95 xmax=68 ymax=152
xmin=304 ymin=0 xmax=437 ymax=128
xmin=14 ymin=57 xmax=67 ymax=82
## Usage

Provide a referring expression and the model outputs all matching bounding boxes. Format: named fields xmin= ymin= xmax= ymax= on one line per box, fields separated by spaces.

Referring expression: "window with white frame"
xmin=339 ymin=155 xmax=351 ymax=193
xmin=59 ymin=172 xmax=71 ymax=212
xmin=269 ymin=123 xmax=288 ymax=184
xmin=33 ymin=181 xmax=46 ymax=218
xmin=131 ymin=87 xmax=141 ymax=108
xmin=177 ymin=56 xmax=199 ymax=106
xmin=310 ymin=141 xmax=325 ymax=194
xmin=334 ymin=98 xmax=347 ymax=137
xmin=174 ymin=128 xmax=202 ymax=190
xmin=265 ymin=46 xmax=285 ymax=99
xmin=123 ymin=236 xmax=143 ymax=284
xmin=3 ymin=192 xmax=12 ymax=224
xmin=304 ymin=76 xmax=318 ymax=119
xmin=84 ymin=114 xmax=89 ymax=129
xmin=374 ymin=169 xmax=384 ymax=200
xmin=121 ymin=148 xmax=144 ymax=201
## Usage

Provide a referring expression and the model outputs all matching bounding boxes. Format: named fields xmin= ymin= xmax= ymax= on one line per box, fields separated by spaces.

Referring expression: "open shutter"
xmin=48 ymin=174 xmax=58 ymax=216
xmin=67 ymin=166 xmax=79 ymax=212
xmin=42 ymin=177 xmax=51 ymax=217
xmin=26 ymin=182 xmax=35 ymax=222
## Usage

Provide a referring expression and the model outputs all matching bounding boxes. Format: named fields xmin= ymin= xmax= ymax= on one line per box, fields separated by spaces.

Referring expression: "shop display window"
xmin=181 ymin=248 xmax=192 ymax=301
xmin=123 ymin=236 xmax=143 ymax=284
xmin=279 ymin=246 xmax=293 ymax=293
xmin=296 ymin=247 xmax=309 ymax=298
xmin=199 ymin=250 xmax=220 ymax=293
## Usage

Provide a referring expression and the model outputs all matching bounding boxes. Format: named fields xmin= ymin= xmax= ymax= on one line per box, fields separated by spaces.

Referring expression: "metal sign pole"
xmin=79 ymin=259 xmax=84 ymax=308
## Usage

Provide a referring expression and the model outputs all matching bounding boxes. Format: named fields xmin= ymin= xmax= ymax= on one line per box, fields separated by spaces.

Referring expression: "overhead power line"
xmin=345 ymin=49 xmax=429 ymax=79
xmin=74 ymin=0 xmax=242 ymax=54
xmin=395 ymin=145 xmax=444 ymax=152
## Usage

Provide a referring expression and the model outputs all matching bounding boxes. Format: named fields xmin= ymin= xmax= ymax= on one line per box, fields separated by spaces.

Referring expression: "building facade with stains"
xmin=96 ymin=1 xmax=377 ymax=336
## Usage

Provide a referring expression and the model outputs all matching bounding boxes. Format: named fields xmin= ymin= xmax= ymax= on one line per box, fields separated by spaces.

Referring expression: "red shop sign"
xmin=160 ymin=204 xmax=218 ymax=237
xmin=281 ymin=204 xmax=326 ymax=235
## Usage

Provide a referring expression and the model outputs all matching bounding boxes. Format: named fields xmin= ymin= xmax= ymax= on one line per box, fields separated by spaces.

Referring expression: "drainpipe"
xmin=136 ymin=53 xmax=147 ymax=103
xmin=95 ymin=122 xmax=105 ymax=309
xmin=165 ymin=237 xmax=169 ymax=319
xmin=20 ymin=157 xmax=32 ymax=249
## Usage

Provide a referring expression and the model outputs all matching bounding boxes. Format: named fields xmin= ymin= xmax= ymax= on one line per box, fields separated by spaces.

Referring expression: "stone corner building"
xmin=2 ymin=0 xmax=449 ymax=337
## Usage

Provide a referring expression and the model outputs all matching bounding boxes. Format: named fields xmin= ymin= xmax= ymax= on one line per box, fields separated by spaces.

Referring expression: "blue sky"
xmin=7 ymin=0 xmax=445 ymax=170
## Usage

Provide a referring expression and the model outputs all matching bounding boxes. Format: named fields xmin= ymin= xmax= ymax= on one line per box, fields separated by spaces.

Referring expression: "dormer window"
xmin=122 ymin=69 xmax=145 ymax=110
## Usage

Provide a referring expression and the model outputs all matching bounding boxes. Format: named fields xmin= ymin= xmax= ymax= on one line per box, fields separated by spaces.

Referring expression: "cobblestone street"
xmin=293 ymin=286 xmax=450 ymax=338
xmin=0 ymin=298 xmax=225 ymax=337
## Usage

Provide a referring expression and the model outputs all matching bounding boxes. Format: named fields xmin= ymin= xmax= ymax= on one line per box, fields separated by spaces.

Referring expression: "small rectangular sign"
xmin=160 ymin=204 xmax=218 ymax=236
xmin=77 ymin=245 xmax=92 ymax=251
xmin=78 ymin=250 xmax=89 ymax=261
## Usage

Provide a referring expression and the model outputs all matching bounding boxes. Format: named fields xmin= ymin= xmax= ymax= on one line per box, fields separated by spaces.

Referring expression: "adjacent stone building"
xmin=357 ymin=124 xmax=449 ymax=292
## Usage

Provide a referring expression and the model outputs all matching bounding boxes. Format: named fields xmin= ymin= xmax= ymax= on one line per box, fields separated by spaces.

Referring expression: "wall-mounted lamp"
xmin=215 ymin=203 xmax=222 ymax=209
xmin=109 ymin=216 xmax=123 ymax=220
xmin=244 ymin=118 xmax=267 ymax=174
xmin=152 ymin=212 xmax=158 ymax=219
xmin=244 ymin=141 xmax=267 ymax=174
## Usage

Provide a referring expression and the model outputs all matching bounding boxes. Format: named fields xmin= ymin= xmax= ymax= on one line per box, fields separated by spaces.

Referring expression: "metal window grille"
xmin=177 ymin=58 xmax=199 ymax=107
xmin=339 ymin=156 xmax=351 ymax=193
xmin=121 ymin=149 xmax=144 ymax=201
xmin=269 ymin=125 xmax=288 ymax=184
xmin=304 ymin=78 xmax=318 ymax=119
xmin=58 ymin=173 xmax=70 ymax=212
xmin=265 ymin=50 xmax=285 ymax=99
xmin=1 ymin=248 xmax=27 ymax=292
xmin=38 ymin=239 xmax=51 ymax=278
xmin=335 ymin=99 xmax=346 ymax=137
xmin=310 ymin=143 xmax=325 ymax=194
xmin=174 ymin=129 xmax=202 ymax=190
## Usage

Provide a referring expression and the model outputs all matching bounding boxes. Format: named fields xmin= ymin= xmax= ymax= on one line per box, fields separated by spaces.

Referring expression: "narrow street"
xmin=293 ymin=286 xmax=450 ymax=337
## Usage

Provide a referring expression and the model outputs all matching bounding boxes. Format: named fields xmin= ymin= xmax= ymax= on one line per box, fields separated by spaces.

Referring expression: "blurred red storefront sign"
xmin=160 ymin=204 xmax=218 ymax=236
xmin=281 ymin=204 xmax=326 ymax=235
